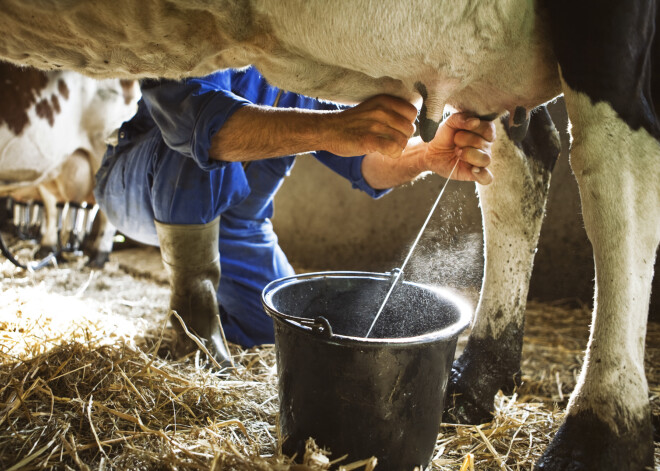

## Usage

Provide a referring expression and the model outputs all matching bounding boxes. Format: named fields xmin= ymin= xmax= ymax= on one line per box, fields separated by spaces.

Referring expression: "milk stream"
xmin=364 ymin=160 xmax=460 ymax=338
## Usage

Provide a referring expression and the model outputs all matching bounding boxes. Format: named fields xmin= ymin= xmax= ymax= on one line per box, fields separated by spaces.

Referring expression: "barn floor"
xmin=0 ymin=239 xmax=658 ymax=470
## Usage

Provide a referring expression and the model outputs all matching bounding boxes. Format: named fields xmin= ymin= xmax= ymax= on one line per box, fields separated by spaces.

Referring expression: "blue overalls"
xmin=94 ymin=67 xmax=388 ymax=347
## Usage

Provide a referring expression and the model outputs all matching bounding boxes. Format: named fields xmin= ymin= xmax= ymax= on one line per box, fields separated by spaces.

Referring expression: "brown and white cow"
xmin=0 ymin=1 xmax=657 ymax=469
xmin=0 ymin=62 xmax=139 ymax=266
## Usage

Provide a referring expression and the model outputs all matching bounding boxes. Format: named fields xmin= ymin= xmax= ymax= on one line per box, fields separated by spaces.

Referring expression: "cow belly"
xmin=0 ymin=1 xmax=560 ymax=121
xmin=253 ymin=0 xmax=560 ymax=115
xmin=0 ymin=1 xmax=246 ymax=79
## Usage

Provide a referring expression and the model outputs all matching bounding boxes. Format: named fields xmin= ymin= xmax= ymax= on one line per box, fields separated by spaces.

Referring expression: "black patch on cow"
xmin=503 ymin=105 xmax=561 ymax=173
xmin=507 ymin=106 xmax=530 ymax=143
xmin=0 ymin=62 xmax=49 ymax=135
xmin=534 ymin=409 xmax=654 ymax=471
xmin=654 ymin=2 xmax=660 ymax=136
xmin=443 ymin=321 xmax=524 ymax=424
xmin=540 ymin=0 xmax=660 ymax=141
xmin=653 ymin=411 xmax=660 ymax=441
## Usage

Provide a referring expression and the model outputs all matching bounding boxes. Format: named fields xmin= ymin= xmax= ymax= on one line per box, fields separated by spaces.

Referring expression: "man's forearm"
xmin=209 ymin=95 xmax=419 ymax=162
xmin=209 ymin=105 xmax=334 ymax=162
xmin=210 ymin=100 xmax=429 ymax=189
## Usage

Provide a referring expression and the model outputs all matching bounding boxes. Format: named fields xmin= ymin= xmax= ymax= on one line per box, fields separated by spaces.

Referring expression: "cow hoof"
xmin=443 ymin=329 xmax=523 ymax=424
xmin=35 ymin=245 xmax=57 ymax=260
xmin=443 ymin=356 xmax=522 ymax=424
xmin=86 ymin=251 xmax=110 ymax=268
xmin=443 ymin=384 xmax=494 ymax=424
xmin=534 ymin=410 xmax=654 ymax=471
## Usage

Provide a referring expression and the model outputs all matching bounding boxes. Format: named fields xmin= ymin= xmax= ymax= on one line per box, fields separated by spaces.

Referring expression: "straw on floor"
xmin=0 ymin=247 xmax=658 ymax=470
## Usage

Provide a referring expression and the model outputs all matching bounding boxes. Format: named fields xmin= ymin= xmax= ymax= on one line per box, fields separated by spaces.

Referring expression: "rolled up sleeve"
xmin=140 ymin=75 xmax=251 ymax=171
xmin=311 ymin=151 xmax=391 ymax=199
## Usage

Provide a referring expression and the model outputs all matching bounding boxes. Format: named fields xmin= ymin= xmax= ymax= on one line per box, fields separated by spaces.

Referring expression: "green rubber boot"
xmin=155 ymin=216 xmax=233 ymax=369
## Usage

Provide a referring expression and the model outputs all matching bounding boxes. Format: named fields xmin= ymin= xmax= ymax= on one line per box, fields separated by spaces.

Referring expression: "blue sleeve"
xmin=311 ymin=151 xmax=391 ymax=199
xmin=140 ymin=76 xmax=251 ymax=171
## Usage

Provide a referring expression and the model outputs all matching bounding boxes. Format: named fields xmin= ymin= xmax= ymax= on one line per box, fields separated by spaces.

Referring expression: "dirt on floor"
xmin=0 ymin=238 xmax=658 ymax=470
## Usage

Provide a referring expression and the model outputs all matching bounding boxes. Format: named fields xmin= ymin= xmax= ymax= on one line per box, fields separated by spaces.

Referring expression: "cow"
xmin=0 ymin=62 xmax=140 ymax=267
xmin=0 ymin=1 xmax=656 ymax=469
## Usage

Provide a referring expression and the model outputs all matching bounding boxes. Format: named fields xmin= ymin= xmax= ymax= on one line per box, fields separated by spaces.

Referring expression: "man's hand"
xmin=423 ymin=113 xmax=496 ymax=185
xmin=361 ymin=111 xmax=496 ymax=190
xmin=323 ymin=95 xmax=418 ymax=159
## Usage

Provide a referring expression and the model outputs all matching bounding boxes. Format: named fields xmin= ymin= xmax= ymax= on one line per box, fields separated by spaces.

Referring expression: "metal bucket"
xmin=262 ymin=271 xmax=472 ymax=471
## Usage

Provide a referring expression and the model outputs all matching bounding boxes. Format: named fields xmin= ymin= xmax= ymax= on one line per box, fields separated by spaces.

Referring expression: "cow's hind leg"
xmin=534 ymin=82 xmax=659 ymax=471
xmin=444 ymin=106 xmax=560 ymax=423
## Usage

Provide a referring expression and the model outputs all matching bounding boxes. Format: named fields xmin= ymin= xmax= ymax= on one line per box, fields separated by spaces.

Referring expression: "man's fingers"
xmin=455 ymin=132 xmax=492 ymax=159
xmin=364 ymin=94 xmax=419 ymax=122
xmin=459 ymin=147 xmax=491 ymax=168
xmin=469 ymin=165 xmax=493 ymax=185
xmin=446 ymin=113 xmax=496 ymax=142
xmin=451 ymin=115 xmax=495 ymax=184
xmin=357 ymin=96 xmax=417 ymax=139
xmin=475 ymin=120 xmax=496 ymax=142
xmin=444 ymin=112 xmax=475 ymax=130
xmin=455 ymin=147 xmax=492 ymax=184
xmin=452 ymin=158 xmax=493 ymax=185
xmin=329 ymin=94 xmax=418 ymax=158
xmin=366 ymin=108 xmax=416 ymax=139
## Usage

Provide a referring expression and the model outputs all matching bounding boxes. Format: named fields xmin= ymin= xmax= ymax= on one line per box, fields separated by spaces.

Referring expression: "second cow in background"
xmin=0 ymin=62 xmax=139 ymax=266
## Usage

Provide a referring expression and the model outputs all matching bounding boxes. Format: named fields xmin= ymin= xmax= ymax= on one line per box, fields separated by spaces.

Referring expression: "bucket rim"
xmin=261 ymin=270 xmax=473 ymax=345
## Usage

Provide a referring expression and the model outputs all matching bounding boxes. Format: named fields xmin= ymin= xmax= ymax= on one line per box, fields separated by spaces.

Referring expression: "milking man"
xmin=94 ymin=66 xmax=495 ymax=367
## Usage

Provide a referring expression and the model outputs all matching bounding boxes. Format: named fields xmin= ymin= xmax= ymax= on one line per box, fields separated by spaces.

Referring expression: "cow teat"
xmin=414 ymin=81 xmax=441 ymax=142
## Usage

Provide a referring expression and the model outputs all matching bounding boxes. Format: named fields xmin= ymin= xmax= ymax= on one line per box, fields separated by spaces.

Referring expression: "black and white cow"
xmin=0 ymin=62 xmax=139 ymax=266
xmin=0 ymin=1 xmax=656 ymax=469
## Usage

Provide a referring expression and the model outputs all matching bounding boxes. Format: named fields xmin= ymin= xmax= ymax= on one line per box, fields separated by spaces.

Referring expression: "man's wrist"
xmin=304 ymin=111 xmax=335 ymax=152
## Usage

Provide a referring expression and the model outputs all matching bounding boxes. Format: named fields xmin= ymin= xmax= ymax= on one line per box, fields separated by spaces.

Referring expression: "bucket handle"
xmin=274 ymin=313 xmax=334 ymax=338
xmin=309 ymin=316 xmax=333 ymax=338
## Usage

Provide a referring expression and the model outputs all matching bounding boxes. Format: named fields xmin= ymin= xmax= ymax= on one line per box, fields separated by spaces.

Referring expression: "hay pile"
xmin=0 ymin=246 xmax=658 ymax=470
xmin=0 ymin=341 xmax=279 ymax=470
